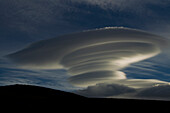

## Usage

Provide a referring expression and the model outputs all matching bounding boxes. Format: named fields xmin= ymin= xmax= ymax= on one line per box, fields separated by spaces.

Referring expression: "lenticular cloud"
xmin=7 ymin=27 xmax=169 ymax=88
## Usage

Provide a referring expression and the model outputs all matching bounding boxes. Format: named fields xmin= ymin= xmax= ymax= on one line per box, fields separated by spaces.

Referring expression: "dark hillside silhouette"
xmin=0 ymin=84 xmax=169 ymax=109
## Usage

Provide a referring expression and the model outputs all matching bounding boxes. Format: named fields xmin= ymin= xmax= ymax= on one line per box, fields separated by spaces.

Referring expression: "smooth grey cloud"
xmin=6 ymin=27 xmax=170 ymax=88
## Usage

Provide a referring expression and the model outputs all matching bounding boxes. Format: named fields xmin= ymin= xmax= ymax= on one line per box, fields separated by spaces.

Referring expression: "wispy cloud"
xmin=0 ymin=59 xmax=77 ymax=91
xmin=1 ymin=0 xmax=170 ymax=35
xmin=73 ymin=0 xmax=170 ymax=11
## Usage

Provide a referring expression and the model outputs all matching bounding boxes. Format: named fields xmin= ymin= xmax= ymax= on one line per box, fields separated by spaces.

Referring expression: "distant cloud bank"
xmin=76 ymin=82 xmax=170 ymax=100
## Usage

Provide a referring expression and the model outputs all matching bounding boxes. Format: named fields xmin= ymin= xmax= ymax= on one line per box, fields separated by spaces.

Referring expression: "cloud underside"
xmin=7 ymin=27 xmax=169 ymax=89
xmin=76 ymin=83 xmax=170 ymax=100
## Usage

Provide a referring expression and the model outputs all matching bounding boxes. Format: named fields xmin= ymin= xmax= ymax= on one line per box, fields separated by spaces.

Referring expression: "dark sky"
xmin=1 ymin=0 xmax=170 ymax=55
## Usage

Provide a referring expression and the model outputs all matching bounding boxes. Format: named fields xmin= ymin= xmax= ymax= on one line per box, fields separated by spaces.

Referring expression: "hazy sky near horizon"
xmin=1 ymin=0 xmax=170 ymax=100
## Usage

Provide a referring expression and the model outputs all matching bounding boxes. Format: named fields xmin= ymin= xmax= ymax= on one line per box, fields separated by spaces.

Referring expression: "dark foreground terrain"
xmin=0 ymin=84 xmax=169 ymax=109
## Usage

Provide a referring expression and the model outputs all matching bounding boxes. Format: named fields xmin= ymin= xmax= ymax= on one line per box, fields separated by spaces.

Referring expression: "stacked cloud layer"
xmin=7 ymin=27 xmax=170 ymax=88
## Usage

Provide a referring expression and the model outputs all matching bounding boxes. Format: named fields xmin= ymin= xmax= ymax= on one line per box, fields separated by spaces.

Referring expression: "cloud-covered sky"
xmin=6 ymin=27 xmax=170 ymax=100
xmin=1 ymin=0 xmax=170 ymax=100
